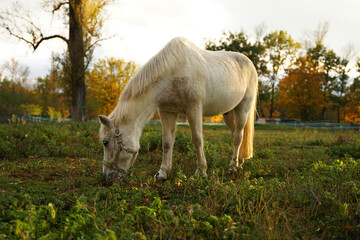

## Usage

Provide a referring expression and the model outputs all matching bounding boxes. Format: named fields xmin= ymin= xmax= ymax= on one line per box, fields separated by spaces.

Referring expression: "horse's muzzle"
xmin=103 ymin=166 xmax=127 ymax=184
xmin=103 ymin=168 xmax=115 ymax=183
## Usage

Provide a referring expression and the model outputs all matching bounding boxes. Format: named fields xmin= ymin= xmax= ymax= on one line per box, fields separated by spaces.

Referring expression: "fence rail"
xmin=277 ymin=121 xmax=360 ymax=130
xmin=0 ymin=115 xmax=66 ymax=123
xmin=1 ymin=114 xmax=359 ymax=130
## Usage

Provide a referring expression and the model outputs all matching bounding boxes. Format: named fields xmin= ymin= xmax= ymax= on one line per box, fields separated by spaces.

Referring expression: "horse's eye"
xmin=102 ymin=140 xmax=109 ymax=147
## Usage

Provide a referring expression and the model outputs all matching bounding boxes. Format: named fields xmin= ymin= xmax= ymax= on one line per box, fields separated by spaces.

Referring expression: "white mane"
xmin=106 ymin=37 xmax=202 ymax=126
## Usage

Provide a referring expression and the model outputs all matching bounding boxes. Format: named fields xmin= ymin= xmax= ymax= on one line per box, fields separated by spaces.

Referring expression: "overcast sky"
xmin=1 ymin=0 xmax=359 ymax=79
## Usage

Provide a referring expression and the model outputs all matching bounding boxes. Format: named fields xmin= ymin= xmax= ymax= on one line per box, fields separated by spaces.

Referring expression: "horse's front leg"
xmin=187 ymin=108 xmax=207 ymax=177
xmin=155 ymin=109 xmax=178 ymax=181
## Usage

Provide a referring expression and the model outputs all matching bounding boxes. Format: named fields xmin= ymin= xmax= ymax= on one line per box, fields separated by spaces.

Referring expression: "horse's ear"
xmin=98 ymin=115 xmax=111 ymax=128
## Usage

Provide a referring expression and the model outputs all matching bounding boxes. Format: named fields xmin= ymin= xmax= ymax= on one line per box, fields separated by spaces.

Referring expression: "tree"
xmin=331 ymin=58 xmax=350 ymax=123
xmin=205 ymin=31 xmax=267 ymax=75
xmin=257 ymin=80 xmax=271 ymax=117
xmin=86 ymin=58 xmax=138 ymax=119
xmin=36 ymin=56 xmax=69 ymax=118
xmin=278 ymin=57 xmax=324 ymax=121
xmin=0 ymin=59 xmax=34 ymax=115
xmin=0 ymin=0 xmax=112 ymax=121
xmin=263 ymin=30 xmax=301 ymax=118
xmin=302 ymin=21 xmax=329 ymax=50
xmin=307 ymin=43 xmax=351 ymax=122
xmin=2 ymin=58 xmax=30 ymax=87
xmin=344 ymin=58 xmax=360 ymax=122
xmin=307 ymin=43 xmax=334 ymax=119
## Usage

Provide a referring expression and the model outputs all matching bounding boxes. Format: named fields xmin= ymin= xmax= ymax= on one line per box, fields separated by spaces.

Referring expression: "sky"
xmin=0 ymin=0 xmax=359 ymax=80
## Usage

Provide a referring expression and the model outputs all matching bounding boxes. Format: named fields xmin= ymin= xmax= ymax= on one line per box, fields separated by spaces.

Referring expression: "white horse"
xmin=99 ymin=37 xmax=258 ymax=182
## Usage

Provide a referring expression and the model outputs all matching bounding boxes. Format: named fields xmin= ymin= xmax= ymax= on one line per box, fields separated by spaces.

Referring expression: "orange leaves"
xmin=204 ymin=115 xmax=223 ymax=123
xmin=278 ymin=57 xmax=325 ymax=120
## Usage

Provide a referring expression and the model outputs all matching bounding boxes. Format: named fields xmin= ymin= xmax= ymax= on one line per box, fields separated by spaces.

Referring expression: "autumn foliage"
xmin=278 ymin=57 xmax=324 ymax=121
xmin=86 ymin=58 xmax=138 ymax=118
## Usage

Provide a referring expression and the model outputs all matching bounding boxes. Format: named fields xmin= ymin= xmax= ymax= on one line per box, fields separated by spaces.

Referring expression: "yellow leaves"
xmin=175 ymin=180 xmax=182 ymax=188
xmin=86 ymin=58 xmax=138 ymax=118
xmin=48 ymin=107 xmax=63 ymax=121
xmin=81 ymin=0 xmax=111 ymax=36
xmin=21 ymin=104 xmax=42 ymax=115
xmin=48 ymin=203 xmax=56 ymax=220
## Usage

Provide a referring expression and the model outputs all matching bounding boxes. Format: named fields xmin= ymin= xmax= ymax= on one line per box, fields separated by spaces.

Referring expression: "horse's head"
xmin=98 ymin=115 xmax=138 ymax=183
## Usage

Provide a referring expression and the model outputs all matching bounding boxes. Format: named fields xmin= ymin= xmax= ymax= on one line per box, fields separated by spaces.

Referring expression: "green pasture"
xmin=0 ymin=122 xmax=359 ymax=239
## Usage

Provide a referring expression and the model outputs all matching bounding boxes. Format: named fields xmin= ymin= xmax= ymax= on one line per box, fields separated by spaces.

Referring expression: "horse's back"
xmin=157 ymin=38 xmax=257 ymax=116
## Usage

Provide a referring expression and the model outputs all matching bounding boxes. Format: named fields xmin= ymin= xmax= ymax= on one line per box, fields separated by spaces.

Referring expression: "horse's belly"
xmin=202 ymin=96 xmax=240 ymax=116
xmin=203 ymin=87 xmax=245 ymax=116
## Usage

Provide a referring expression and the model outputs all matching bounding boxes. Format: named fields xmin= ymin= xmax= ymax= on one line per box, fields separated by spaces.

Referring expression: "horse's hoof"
xmin=229 ymin=167 xmax=238 ymax=173
xmin=195 ymin=168 xmax=208 ymax=178
xmin=154 ymin=171 xmax=167 ymax=182
xmin=229 ymin=165 xmax=243 ymax=174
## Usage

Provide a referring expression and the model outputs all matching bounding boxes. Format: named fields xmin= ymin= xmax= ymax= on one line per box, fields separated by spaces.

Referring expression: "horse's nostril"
xmin=102 ymin=140 xmax=109 ymax=147
xmin=104 ymin=170 xmax=114 ymax=183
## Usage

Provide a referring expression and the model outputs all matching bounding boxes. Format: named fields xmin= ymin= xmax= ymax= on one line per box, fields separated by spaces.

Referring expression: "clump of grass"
xmin=0 ymin=121 xmax=102 ymax=160
xmin=329 ymin=135 xmax=360 ymax=159
xmin=306 ymin=139 xmax=324 ymax=146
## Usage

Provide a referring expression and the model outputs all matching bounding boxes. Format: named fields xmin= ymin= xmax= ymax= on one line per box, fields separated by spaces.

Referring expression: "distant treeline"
xmin=1 ymin=28 xmax=359 ymax=122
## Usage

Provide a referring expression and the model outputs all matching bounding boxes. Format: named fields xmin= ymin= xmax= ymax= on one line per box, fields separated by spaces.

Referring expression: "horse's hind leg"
xmin=230 ymin=104 xmax=250 ymax=170
xmin=223 ymin=110 xmax=235 ymax=135
xmin=155 ymin=109 xmax=178 ymax=181
xmin=187 ymin=107 xmax=207 ymax=177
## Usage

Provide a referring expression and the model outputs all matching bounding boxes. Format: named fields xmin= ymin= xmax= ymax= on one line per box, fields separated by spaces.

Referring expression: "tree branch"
xmin=33 ymin=35 xmax=69 ymax=51
xmin=52 ymin=2 xmax=69 ymax=14
xmin=84 ymin=35 xmax=113 ymax=54
xmin=4 ymin=25 xmax=68 ymax=51
xmin=1 ymin=5 xmax=69 ymax=52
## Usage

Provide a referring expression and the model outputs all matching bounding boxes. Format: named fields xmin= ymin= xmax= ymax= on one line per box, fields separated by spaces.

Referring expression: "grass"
xmin=0 ymin=121 xmax=359 ymax=239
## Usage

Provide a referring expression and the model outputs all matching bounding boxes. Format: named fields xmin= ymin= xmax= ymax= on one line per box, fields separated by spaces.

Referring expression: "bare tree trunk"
xmin=337 ymin=104 xmax=341 ymax=123
xmin=69 ymin=0 xmax=86 ymax=121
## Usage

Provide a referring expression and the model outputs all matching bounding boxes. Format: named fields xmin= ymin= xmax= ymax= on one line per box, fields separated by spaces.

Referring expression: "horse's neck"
xmin=118 ymin=85 xmax=162 ymax=142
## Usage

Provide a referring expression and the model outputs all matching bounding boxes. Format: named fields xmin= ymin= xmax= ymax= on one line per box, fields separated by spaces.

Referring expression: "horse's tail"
xmin=239 ymin=85 xmax=257 ymax=160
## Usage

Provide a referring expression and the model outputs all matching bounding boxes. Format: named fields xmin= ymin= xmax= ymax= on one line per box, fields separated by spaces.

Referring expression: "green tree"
xmin=307 ymin=43 xmax=335 ymax=119
xmin=307 ymin=43 xmax=351 ymax=122
xmin=331 ymin=58 xmax=350 ymax=123
xmin=263 ymin=30 xmax=301 ymax=118
xmin=344 ymin=58 xmax=360 ymax=122
xmin=205 ymin=31 xmax=267 ymax=75
xmin=0 ymin=79 xmax=32 ymax=116
xmin=258 ymin=81 xmax=271 ymax=118
xmin=0 ymin=0 xmax=112 ymax=121
xmin=0 ymin=59 xmax=34 ymax=116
